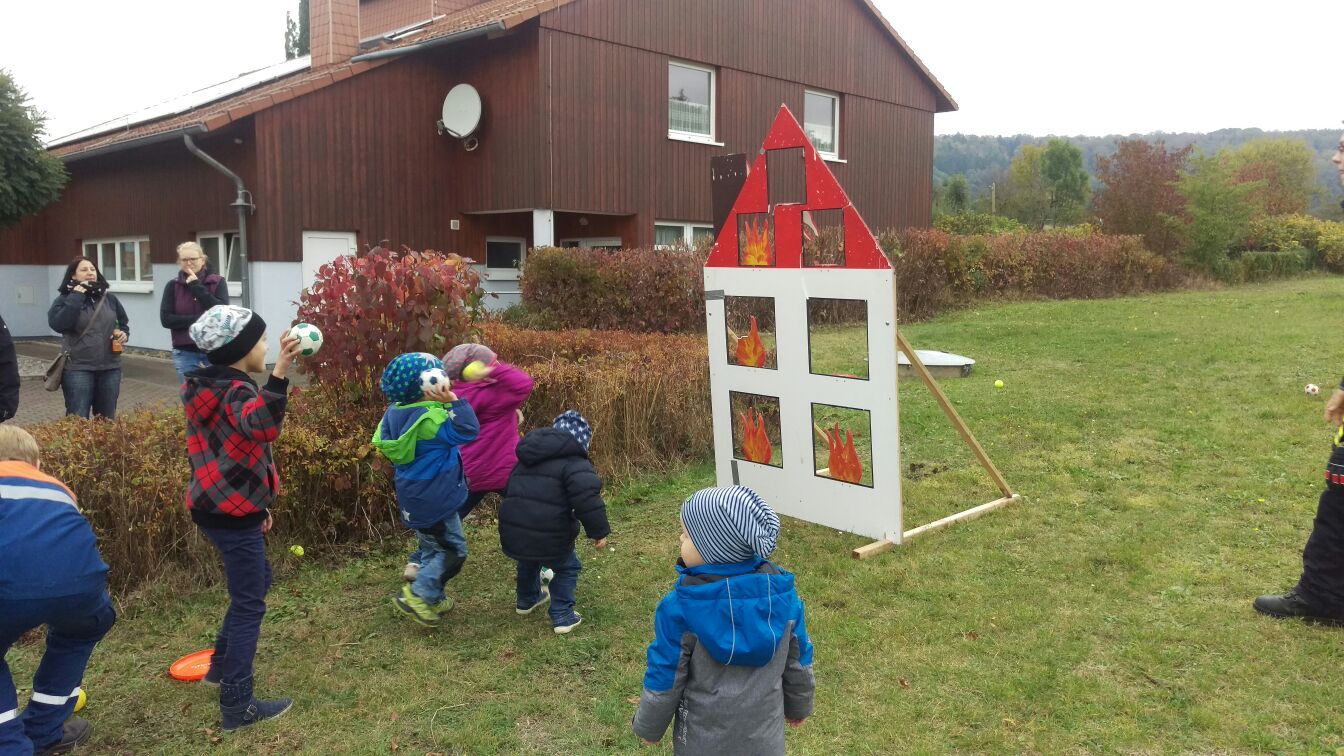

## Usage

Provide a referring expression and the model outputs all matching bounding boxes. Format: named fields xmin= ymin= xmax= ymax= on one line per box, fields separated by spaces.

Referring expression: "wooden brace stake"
xmin=896 ymin=329 xmax=1014 ymax=498
xmin=852 ymin=495 xmax=1023 ymax=560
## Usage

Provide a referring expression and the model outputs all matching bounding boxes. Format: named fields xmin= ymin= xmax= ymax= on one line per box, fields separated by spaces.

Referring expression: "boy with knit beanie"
xmin=372 ymin=353 xmax=480 ymax=627
xmin=183 ymin=305 xmax=302 ymax=732
xmin=633 ymin=486 xmax=815 ymax=754
xmin=498 ymin=410 xmax=609 ymax=634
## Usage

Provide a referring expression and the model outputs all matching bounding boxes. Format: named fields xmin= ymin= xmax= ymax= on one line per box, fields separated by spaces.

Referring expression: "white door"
xmin=301 ymin=231 xmax=357 ymax=290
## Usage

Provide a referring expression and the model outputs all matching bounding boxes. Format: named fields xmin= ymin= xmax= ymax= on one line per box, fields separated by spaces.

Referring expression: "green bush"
xmin=520 ymin=247 xmax=705 ymax=333
xmin=1217 ymin=248 xmax=1316 ymax=283
xmin=934 ymin=212 xmax=1025 ymax=235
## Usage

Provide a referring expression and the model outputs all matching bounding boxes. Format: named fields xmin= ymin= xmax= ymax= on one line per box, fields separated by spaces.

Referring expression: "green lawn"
xmin=14 ymin=277 xmax=1344 ymax=753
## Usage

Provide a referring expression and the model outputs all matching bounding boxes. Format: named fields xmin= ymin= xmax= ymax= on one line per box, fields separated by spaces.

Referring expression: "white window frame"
xmin=654 ymin=221 xmax=714 ymax=249
xmin=804 ymin=89 xmax=842 ymax=161
xmin=558 ymin=237 xmax=623 ymax=250
xmin=196 ymin=230 xmax=244 ymax=298
xmin=82 ymin=237 xmax=153 ymax=294
xmin=668 ymin=60 xmax=721 ymax=146
xmin=483 ymin=236 xmax=527 ymax=281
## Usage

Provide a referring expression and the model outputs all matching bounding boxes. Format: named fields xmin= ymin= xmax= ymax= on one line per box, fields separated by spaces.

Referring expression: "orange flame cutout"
xmin=825 ymin=423 xmax=863 ymax=483
xmin=740 ymin=216 xmax=773 ymax=266
xmin=735 ymin=316 xmax=769 ymax=367
xmin=739 ymin=408 xmax=773 ymax=464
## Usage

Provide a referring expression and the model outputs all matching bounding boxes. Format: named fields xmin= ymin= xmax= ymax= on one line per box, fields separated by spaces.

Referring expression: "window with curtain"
xmin=669 ymin=62 xmax=715 ymax=139
xmin=804 ymin=90 xmax=840 ymax=158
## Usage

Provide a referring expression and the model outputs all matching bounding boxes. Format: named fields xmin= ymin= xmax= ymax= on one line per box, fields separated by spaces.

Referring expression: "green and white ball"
xmin=287 ymin=323 xmax=324 ymax=356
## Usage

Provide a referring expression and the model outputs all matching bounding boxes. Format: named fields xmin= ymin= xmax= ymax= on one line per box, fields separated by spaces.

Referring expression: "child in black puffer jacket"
xmin=499 ymin=411 xmax=610 ymax=634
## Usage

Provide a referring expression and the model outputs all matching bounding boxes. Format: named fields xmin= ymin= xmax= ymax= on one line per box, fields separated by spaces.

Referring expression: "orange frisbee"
xmin=168 ymin=649 xmax=214 ymax=681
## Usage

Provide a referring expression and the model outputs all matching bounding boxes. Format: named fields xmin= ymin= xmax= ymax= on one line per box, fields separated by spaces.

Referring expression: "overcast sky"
xmin=2 ymin=0 xmax=1338 ymax=141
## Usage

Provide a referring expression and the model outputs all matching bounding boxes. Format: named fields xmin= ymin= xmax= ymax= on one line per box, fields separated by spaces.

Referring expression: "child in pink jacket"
xmin=404 ymin=343 xmax=534 ymax=581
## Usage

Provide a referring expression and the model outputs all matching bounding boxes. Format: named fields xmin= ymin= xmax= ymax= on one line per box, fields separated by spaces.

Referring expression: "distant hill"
xmin=935 ymin=129 xmax=1343 ymax=214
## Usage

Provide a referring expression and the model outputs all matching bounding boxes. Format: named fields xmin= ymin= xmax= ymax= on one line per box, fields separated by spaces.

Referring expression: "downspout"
xmin=184 ymin=134 xmax=254 ymax=308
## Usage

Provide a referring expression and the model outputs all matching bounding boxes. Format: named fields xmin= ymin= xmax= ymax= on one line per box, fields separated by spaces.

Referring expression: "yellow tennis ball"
xmin=994 ymin=380 xmax=1005 ymax=389
xmin=74 ymin=687 xmax=87 ymax=713
xmin=462 ymin=361 xmax=488 ymax=381
xmin=289 ymin=545 xmax=305 ymax=557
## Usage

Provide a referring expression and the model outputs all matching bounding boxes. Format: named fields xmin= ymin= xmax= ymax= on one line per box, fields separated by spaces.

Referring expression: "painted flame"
xmin=735 ymin=316 xmax=769 ymax=367
xmin=739 ymin=408 xmax=773 ymax=464
xmin=825 ymin=423 xmax=864 ymax=484
xmin=740 ymin=216 xmax=773 ymax=267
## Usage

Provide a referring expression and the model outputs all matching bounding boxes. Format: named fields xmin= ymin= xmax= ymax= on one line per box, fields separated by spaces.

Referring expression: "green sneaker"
xmin=394 ymin=585 xmax=440 ymax=627
xmin=432 ymin=596 xmax=455 ymax=615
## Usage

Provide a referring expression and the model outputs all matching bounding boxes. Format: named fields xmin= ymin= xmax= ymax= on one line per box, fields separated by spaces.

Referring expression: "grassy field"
xmin=13 ymin=277 xmax=1344 ymax=753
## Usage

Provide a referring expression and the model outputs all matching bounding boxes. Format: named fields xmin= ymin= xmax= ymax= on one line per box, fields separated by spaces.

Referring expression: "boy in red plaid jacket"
xmin=182 ymin=305 xmax=302 ymax=732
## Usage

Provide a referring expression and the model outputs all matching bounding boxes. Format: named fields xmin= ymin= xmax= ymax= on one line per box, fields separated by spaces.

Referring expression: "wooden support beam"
xmin=851 ymin=495 xmax=1022 ymax=559
xmin=896 ymin=329 xmax=1013 ymax=498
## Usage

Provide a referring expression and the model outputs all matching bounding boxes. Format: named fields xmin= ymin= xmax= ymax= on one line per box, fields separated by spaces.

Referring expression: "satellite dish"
xmin=437 ymin=84 xmax=482 ymax=148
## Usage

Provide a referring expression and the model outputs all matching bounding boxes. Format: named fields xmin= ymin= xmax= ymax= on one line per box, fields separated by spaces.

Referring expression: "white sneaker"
xmin=403 ymin=562 xmax=420 ymax=581
xmin=540 ymin=567 xmax=555 ymax=585
xmin=517 ymin=587 xmax=551 ymax=615
xmin=553 ymin=614 xmax=583 ymax=634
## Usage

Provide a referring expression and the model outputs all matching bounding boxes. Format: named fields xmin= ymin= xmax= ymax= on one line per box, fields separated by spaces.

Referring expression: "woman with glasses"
xmin=160 ymin=241 xmax=230 ymax=384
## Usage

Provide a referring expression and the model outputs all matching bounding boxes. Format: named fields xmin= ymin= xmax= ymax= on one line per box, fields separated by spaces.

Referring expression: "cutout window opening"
xmin=737 ymin=213 xmax=775 ymax=267
xmin=731 ymin=391 xmax=783 ymax=469
xmin=767 ymin=147 xmax=807 ymax=209
xmin=724 ymin=295 xmax=777 ymax=370
xmin=807 ymin=298 xmax=870 ymax=380
xmin=811 ymin=403 xmax=873 ymax=487
xmin=802 ymin=209 xmax=845 ymax=267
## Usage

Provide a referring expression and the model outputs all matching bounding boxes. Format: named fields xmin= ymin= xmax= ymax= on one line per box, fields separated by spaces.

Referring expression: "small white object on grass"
xmin=1306 ymin=383 xmax=1321 ymax=396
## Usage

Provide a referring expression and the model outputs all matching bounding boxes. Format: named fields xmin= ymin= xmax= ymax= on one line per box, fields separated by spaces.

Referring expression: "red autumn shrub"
xmin=520 ymin=246 xmax=705 ymax=333
xmin=294 ymin=245 xmax=487 ymax=389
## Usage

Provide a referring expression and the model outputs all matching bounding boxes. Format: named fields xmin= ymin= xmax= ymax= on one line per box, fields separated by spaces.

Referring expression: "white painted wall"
xmin=0 ymin=265 xmax=54 ymax=337
xmin=249 ymin=261 xmax=304 ymax=357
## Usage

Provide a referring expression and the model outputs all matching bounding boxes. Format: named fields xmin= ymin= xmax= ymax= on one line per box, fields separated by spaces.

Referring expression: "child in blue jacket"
xmin=372 ymin=353 xmax=480 ymax=627
xmin=633 ymin=486 xmax=815 ymax=754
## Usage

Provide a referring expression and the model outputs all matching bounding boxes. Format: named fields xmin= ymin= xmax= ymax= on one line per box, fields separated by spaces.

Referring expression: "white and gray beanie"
xmin=681 ymin=486 xmax=781 ymax=564
xmin=189 ymin=305 xmax=267 ymax=366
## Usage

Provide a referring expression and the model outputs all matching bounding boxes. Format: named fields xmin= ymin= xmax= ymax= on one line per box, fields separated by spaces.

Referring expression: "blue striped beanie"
xmin=680 ymin=486 xmax=780 ymax=564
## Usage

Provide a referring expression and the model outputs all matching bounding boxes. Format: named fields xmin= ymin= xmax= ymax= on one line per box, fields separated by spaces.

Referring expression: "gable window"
xmin=668 ymin=61 xmax=716 ymax=143
xmin=83 ymin=238 xmax=153 ymax=293
xmin=655 ymin=222 xmax=715 ymax=249
xmin=197 ymin=231 xmax=244 ymax=297
xmin=804 ymin=90 xmax=841 ymax=160
xmin=484 ymin=237 xmax=526 ymax=280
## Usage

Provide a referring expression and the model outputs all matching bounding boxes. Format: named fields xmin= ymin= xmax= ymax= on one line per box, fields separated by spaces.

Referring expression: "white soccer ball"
xmin=420 ymin=367 xmax=450 ymax=394
xmin=287 ymin=323 xmax=323 ymax=357
xmin=1306 ymin=383 xmax=1320 ymax=396
xmin=540 ymin=567 xmax=554 ymax=585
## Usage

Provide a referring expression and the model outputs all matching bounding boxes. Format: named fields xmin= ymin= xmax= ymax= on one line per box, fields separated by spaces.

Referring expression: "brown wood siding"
xmin=541 ymin=0 xmax=938 ymax=111
xmin=0 ymin=124 xmax=256 ymax=266
xmin=541 ymin=28 xmax=933 ymax=237
xmin=252 ymin=29 xmax=543 ymax=261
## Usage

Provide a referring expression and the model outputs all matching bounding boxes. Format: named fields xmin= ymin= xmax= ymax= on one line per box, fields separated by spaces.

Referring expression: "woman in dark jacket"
xmin=47 ymin=256 xmax=129 ymax=419
xmin=160 ymin=241 xmax=228 ymax=383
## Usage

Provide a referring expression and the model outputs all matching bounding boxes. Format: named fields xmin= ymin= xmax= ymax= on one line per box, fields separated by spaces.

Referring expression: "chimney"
xmin=311 ymin=0 xmax=360 ymax=67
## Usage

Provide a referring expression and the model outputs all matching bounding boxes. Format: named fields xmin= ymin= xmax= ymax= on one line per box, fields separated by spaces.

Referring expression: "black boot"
xmin=1253 ymin=589 xmax=1344 ymax=625
xmin=34 ymin=717 xmax=92 ymax=755
xmin=219 ymin=676 xmax=293 ymax=732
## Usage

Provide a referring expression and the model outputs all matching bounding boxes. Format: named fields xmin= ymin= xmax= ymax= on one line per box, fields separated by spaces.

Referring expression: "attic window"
xmin=668 ymin=61 xmax=716 ymax=142
xmin=804 ymin=90 xmax=840 ymax=160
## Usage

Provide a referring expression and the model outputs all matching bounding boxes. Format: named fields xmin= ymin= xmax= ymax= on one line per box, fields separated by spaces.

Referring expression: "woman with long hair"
xmin=47 ymin=256 xmax=129 ymax=418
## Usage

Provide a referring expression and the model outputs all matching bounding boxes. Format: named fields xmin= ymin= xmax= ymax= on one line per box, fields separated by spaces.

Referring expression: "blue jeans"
xmin=0 ymin=591 xmax=116 ymax=754
xmin=172 ymin=349 xmax=210 ymax=385
xmin=410 ymin=515 xmax=468 ymax=604
xmin=406 ymin=491 xmax=498 ymax=566
xmin=199 ymin=524 xmax=272 ymax=686
xmin=61 ymin=368 xmax=121 ymax=419
xmin=516 ymin=550 xmax=582 ymax=626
